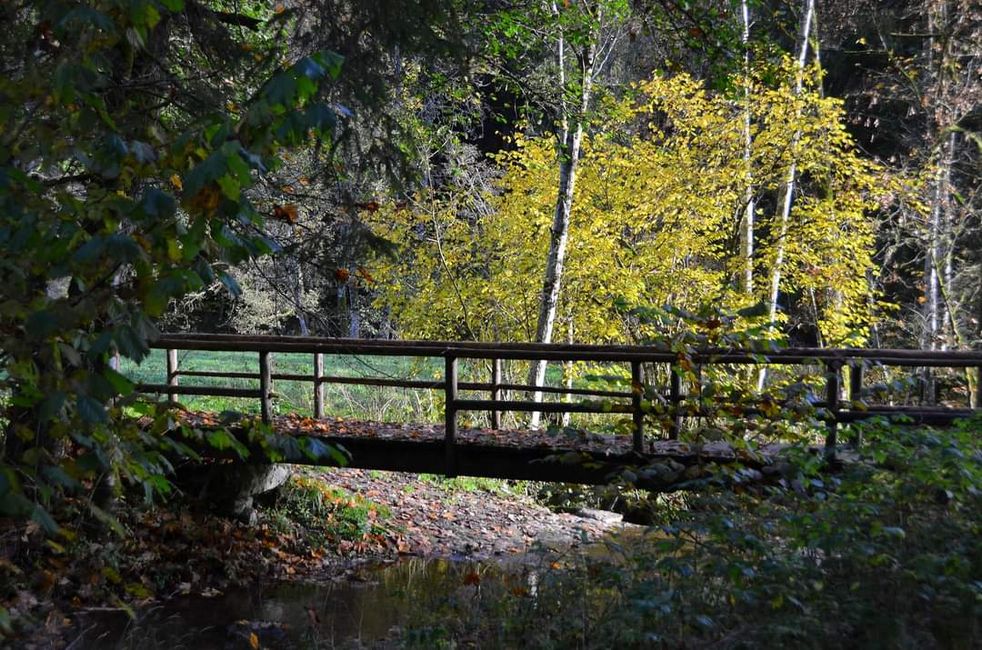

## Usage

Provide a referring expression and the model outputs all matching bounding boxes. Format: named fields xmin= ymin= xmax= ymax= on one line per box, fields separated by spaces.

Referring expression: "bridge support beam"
xmin=849 ymin=361 xmax=863 ymax=447
xmin=491 ymin=358 xmax=502 ymax=430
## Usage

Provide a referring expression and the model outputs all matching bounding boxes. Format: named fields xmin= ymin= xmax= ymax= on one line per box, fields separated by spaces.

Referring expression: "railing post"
xmin=260 ymin=351 xmax=272 ymax=424
xmin=631 ymin=360 xmax=644 ymax=452
xmin=922 ymin=366 xmax=936 ymax=406
xmin=975 ymin=366 xmax=982 ymax=410
xmin=490 ymin=358 xmax=502 ymax=430
xmin=848 ymin=361 xmax=863 ymax=403
xmin=313 ymin=352 xmax=325 ymax=419
xmin=849 ymin=360 xmax=864 ymax=447
xmin=166 ymin=348 xmax=179 ymax=403
xmin=669 ymin=363 xmax=682 ymax=440
xmin=445 ymin=354 xmax=458 ymax=477
xmin=825 ymin=360 xmax=842 ymax=460
xmin=695 ymin=363 xmax=703 ymax=428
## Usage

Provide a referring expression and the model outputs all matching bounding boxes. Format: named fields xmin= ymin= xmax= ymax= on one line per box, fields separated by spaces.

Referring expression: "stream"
xmin=74 ymin=557 xmax=469 ymax=648
xmin=73 ymin=525 xmax=648 ymax=649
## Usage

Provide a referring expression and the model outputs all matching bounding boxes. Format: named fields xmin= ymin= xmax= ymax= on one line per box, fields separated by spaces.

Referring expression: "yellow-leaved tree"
xmin=368 ymin=61 xmax=886 ymax=349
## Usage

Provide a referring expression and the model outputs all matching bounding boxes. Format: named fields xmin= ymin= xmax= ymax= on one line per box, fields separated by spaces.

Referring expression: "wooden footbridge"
xmin=140 ymin=334 xmax=982 ymax=489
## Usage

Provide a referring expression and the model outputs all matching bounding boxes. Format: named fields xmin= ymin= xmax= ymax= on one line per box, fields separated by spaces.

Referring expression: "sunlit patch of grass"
xmin=266 ymin=474 xmax=391 ymax=549
xmin=417 ymin=474 xmax=518 ymax=496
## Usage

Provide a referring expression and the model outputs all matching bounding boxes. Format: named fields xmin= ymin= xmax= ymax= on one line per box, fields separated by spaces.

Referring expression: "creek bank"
xmin=10 ymin=468 xmax=636 ymax=648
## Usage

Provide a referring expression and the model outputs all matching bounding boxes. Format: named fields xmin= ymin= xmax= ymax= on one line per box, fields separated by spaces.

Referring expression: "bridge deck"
xmin=179 ymin=412 xmax=779 ymax=489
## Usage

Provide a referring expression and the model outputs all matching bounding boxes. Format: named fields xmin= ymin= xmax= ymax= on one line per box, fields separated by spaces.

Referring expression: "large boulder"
xmin=175 ymin=462 xmax=291 ymax=525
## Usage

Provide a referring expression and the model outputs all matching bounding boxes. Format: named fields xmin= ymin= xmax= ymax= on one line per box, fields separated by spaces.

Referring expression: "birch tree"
xmin=757 ymin=0 xmax=816 ymax=391
xmin=764 ymin=0 xmax=816 ymax=329
xmin=512 ymin=1 xmax=628 ymax=427
xmin=738 ymin=0 xmax=755 ymax=295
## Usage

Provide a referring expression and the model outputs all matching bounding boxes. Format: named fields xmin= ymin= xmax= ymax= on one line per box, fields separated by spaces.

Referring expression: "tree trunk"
xmin=293 ymin=239 xmax=310 ymax=336
xmin=738 ymin=0 xmax=754 ymax=295
xmin=921 ymin=0 xmax=952 ymax=403
xmin=758 ymin=0 xmax=815 ymax=392
xmin=528 ymin=5 xmax=598 ymax=429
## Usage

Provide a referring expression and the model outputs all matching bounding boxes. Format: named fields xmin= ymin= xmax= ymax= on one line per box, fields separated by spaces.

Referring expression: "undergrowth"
xmin=266 ymin=474 xmax=390 ymax=549
xmin=393 ymin=416 xmax=982 ymax=649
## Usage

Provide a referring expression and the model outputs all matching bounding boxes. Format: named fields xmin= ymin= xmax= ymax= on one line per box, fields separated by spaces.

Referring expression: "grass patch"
xmin=417 ymin=474 xmax=518 ymax=496
xmin=121 ymin=349 xmax=621 ymax=429
xmin=122 ymin=349 xmax=445 ymax=421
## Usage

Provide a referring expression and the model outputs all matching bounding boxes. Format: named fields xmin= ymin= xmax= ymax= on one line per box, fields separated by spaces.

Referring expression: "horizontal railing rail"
xmin=138 ymin=334 xmax=982 ymax=475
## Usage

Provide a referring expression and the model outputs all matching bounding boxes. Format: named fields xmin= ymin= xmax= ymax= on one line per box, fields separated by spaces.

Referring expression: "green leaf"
xmin=89 ymin=503 xmax=125 ymax=537
xmin=218 ymin=272 xmax=241 ymax=296
xmin=0 ymin=606 xmax=13 ymax=636
xmin=139 ymin=188 xmax=177 ymax=218
xmin=56 ymin=6 xmax=116 ymax=34
xmin=114 ymin=324 xmax=150 ymax=362
xmin=77 ymin=395 xmax=108 ymax=424
xmin=31 ymin=504 xmax=60 ymax=535
xmin=104 ymin=367 xmax=135 ymax=396
xmin=42 ymin=465 xmax=81 ymax=490
xmin=39 ymin=392 xmax=67 ymax=422
xmin=205 ymin=429 xmax=248 ymax=459
xmin=216 ymin=174 xmax=240 ymax=200
xmin=183 ymin=150 xmax=228 ymax=197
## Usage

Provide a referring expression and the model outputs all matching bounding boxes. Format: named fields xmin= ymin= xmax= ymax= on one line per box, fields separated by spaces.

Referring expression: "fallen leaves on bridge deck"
xmin=178 ymin=411 xmax=778 ymax=465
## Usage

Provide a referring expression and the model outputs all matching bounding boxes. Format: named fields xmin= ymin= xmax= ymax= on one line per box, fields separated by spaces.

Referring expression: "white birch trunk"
xmin=921 ymin=0 xmax=949 ymax=403
xmin=528 ymin=4 xmax=598 ymax=429
xmin=758 ymin=0 xmax=814 ymax=391
xmin=739 ymin=0 xmax=755 ymax=294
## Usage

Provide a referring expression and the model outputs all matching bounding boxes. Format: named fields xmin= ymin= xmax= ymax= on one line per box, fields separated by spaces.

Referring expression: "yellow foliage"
xmin=368 ymin=62 xmax=889 ymax=347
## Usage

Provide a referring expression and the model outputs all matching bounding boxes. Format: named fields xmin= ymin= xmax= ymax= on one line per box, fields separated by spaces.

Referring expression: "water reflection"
xmin=77 ymin=528 xmax=648 ymax=648
xmin=77 ymin=558 xmax=519 ymax=648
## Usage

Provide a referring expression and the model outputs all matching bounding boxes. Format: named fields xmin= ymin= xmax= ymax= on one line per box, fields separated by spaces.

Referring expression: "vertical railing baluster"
xmin=166 ymin=348 xmax=179 ymax=403
xmin=669 ymin=363 xmax=682 ymax=440
xmin=260 ymin=351 xmax=272 ymax=424
xmin=313 ymin=352 xmax=325 ymax=419
xmin=825 ymin=360 xmax=842 ymax=460
xmin=849 ymin=360 xmax=864 ymax=448
xmin=975 ymin=365 xmax=981 ymax=410
xmin=490 ymin=358 xmax=502 ymax=430
xmin=445 ymin=354 xmax=458 ymax=477
xmin=631 ymin=360 xmax=644 ymax=452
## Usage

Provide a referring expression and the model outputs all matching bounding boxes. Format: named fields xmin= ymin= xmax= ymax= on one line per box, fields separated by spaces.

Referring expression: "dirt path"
xmin=317 ymin=468 xmax=633 ymax=560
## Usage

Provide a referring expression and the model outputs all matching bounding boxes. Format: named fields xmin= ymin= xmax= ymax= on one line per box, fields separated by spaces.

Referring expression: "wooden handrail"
xmin=152 ymin=333 xmax=982 ymax=365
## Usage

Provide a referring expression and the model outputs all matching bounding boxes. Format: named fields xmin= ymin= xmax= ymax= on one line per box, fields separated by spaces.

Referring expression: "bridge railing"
xmin=138 ymin=334 xmax=982 ymax=471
